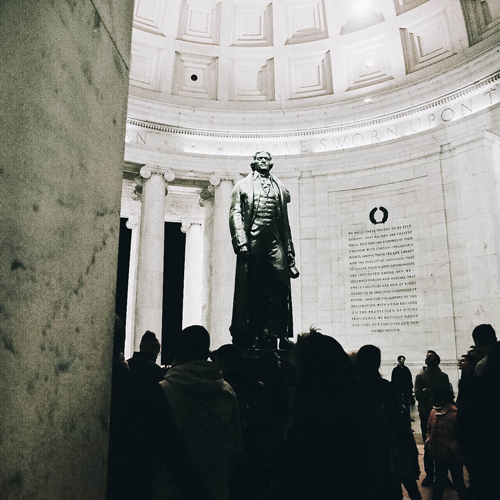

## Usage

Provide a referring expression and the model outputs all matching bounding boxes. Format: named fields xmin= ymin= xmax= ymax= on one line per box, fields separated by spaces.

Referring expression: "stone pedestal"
xmin=0 ymin=1 xmax=134 ymax=498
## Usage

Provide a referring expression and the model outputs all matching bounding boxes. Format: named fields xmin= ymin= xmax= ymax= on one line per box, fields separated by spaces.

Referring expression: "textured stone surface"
xmin=0 ymin=1 xmax=134 ymax=498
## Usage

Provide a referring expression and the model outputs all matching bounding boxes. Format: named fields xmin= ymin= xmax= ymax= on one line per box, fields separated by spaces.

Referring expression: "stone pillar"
xmin=124 ymin=213 xmax=140 ymax=360
xmin=0 ymin=1 xmax=134 ymax=498
xmin=199 ymin=187 xmax=215 ymax=332
xmin=208 ymin=175 xmax=237 ymax=349
xmin=134 ymin=166 xmax=174 ymax=352
xmin=181 ymin=220 xmax=204 ymax=328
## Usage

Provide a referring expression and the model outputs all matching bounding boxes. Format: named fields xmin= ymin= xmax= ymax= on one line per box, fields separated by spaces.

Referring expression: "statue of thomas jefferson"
xmin=229 ymin=151 xmax=299 ymax=349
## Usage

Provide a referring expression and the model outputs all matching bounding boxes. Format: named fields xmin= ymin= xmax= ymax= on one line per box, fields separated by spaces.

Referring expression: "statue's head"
xmin=250 ymin=151 xmax=273 ymax=174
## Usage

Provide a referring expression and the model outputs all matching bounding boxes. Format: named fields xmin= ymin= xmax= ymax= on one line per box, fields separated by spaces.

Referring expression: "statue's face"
xmin=253 ymin=152 xmax=272 ymax=175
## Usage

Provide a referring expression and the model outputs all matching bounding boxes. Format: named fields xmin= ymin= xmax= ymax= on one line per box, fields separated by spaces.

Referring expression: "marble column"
xmin=134 ymin=166 xmax=175 ymax=352
xmin=199 ymin=187 xmax=215 ymax=332
xmin=208 ymin=175 xmax=238 ymax=349
xmin=0 ymin=1 xmax=134 ymax=498
xmin=124 ymin=213 xmax=140 ymax=360
xmin=181 ymin=220 xmax=204 ymax=328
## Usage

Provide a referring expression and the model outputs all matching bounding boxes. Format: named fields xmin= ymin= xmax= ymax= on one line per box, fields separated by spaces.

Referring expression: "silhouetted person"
xmin=264 ymin=329 xmax=392 ymax=500
xmin=211 ymin=344 xmax=278 ymax=499
xmin=157 ymin=326 xmax=242 ymax=500
xmin=459 ymin=341 xmax=500 ymax=499
xmin=356 ymin=345 xmax=420 ymax=500
xmin=391 ymin=355 xmax=414 ymax=414
xmin=457 ymin=354 xmax=476 ymax=408
xmin=108 ymin=318 xmax=210 ymax=500
xmin=127 ymin=330 xmax=166 ymax=384
xmin=425 ymin=386 xmax=468 ymax=500
xmin=472 ymin=324 xmax=497 ymax=376
xmin=415 ymin=350 xmax=452 ymax=487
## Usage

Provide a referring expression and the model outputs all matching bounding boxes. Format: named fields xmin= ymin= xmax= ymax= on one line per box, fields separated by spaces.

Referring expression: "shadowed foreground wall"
xmin=0 ymin=1 xmax=134 ymax=498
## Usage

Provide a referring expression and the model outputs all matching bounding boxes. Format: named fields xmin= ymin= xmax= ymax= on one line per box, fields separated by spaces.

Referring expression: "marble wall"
xmin=124 ymin=98 xmax=500 ymax=388
xmin=0 ymin=1 xmax=134 ymax=498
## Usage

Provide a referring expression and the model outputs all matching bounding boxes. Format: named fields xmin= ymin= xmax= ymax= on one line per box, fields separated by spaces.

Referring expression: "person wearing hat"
xmin=127 ymin=330 xmax=166 ymax=384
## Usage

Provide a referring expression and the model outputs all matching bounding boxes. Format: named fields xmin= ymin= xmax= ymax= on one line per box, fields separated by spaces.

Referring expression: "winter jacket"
xmin=425 ymin=403 xmax=463 ymax=462
xmin=415 ymin=367 xmax=452 ymax=417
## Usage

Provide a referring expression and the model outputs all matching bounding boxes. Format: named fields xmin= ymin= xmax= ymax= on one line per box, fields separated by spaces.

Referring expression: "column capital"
xmin=126 ymin=213 xmax=140 ymax=229
xmin=181 ymin=219 xmax=203 ymax=233
xmin=140 ymin=165 xmax=176 ymax=182
xmin=209 ymin=173 xmax=240 ymax=186
xmin=133 ymin=166 xmax=174 ymax=200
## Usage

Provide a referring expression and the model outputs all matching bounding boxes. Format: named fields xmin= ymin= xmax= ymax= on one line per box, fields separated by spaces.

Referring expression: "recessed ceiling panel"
xmin=285 ymin=0 xmax=329 ymax=44
xmin=173 ymin=51 xmax=218 ymax=99
xmin=133 ymin=0 xmax=169 ymax=35
xmin=231 ymin=3 xmax=274 ymax=46
xmin=178 ymin=0 xmax=222 ymax=45
xmin=288 ymin=51 xmax=333 ymax=99
xmin=229 ymin=58 xmax=275 ymax=101
xmin=344 ymin=35 xmax=394 ymax=91
xmin=130 ymin=43 xmax=162 ymax=91
xmin=401 ymin=9 xmax=455 ymax=73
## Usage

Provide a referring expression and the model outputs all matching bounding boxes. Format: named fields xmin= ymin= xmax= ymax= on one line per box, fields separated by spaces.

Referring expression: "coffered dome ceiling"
xmin=127 ymin=0 xmax=500 ymax=136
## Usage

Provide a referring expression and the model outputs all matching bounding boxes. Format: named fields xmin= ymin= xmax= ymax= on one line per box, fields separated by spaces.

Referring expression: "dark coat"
xmin=265 ymin=374 xmax=394 ymax=500
xmin=415 ymin=367 xmax=451 ymax=417
xmin=229 ymin=172 xmax=296 ymax=345
xmin=391 ymin=365 xmax=413 ymax=395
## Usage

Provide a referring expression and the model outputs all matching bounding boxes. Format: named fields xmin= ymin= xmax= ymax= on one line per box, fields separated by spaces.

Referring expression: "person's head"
xmin=472 ymin=324 xmax=497 ymax=351
xmin=425 ymin=350 xmax=440 ymax=367
xmin=175 ymin=325 xmax=210 ymax=363
xmin=432 ymin=386 xmax=454 ymax=407
xmin=467 ymin=345 xmax=478 ymax=356
xmin=356 ymin=345 xmax=382 ymax=378
xmin=210 ymin=344 xmax=244 ymax=376
xmin=484 ymin=341 xmax=500 ymax=378
xmin=290 ymin=328 xmax=353 ymax=382
xmin=139 ymin=330 xmax=161 ymax=361
xmin=397 ymin=355 xmax=406 ymax=366
xmin=458 ymin=354 xmax=474 ymax=373
xmin=250 ymin=151 xmax=273 ymax=175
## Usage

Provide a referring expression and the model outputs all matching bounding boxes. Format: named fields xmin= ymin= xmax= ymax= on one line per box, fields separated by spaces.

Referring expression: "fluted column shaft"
xmin=209 ymin=177 xmax=237 ymax=349
xmin=181 ymin=221 xmax=204 ymax=328
xmin=134 ymin=169 xmax=168 ymax=350
xmin=124 ymin=214 xmax=140 ymax=359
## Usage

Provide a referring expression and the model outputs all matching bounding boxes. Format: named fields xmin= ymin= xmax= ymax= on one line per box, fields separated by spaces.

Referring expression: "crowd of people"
xmin=107 ymin=321 xmax=500 ymax=500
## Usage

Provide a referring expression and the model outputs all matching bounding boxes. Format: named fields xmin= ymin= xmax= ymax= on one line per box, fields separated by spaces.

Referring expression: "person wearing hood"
xmin=425 ymin=386 xmax=468 ymax=500
xmin=156 ymin=325 xmax=242 ymax=500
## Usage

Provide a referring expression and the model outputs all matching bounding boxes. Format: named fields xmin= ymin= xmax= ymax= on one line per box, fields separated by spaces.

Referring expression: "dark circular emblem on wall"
xmin=369 ymin=206 xmax=389 ymax=225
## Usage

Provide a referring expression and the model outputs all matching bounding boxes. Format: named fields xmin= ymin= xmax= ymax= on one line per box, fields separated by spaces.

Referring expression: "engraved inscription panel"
xmin=346 ymin=224 xmax=419 ymax=333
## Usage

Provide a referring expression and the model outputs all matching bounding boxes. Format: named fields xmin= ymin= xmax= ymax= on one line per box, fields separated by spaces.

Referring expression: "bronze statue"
xmin=229 ymin=151 xmax=299 ymax=349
